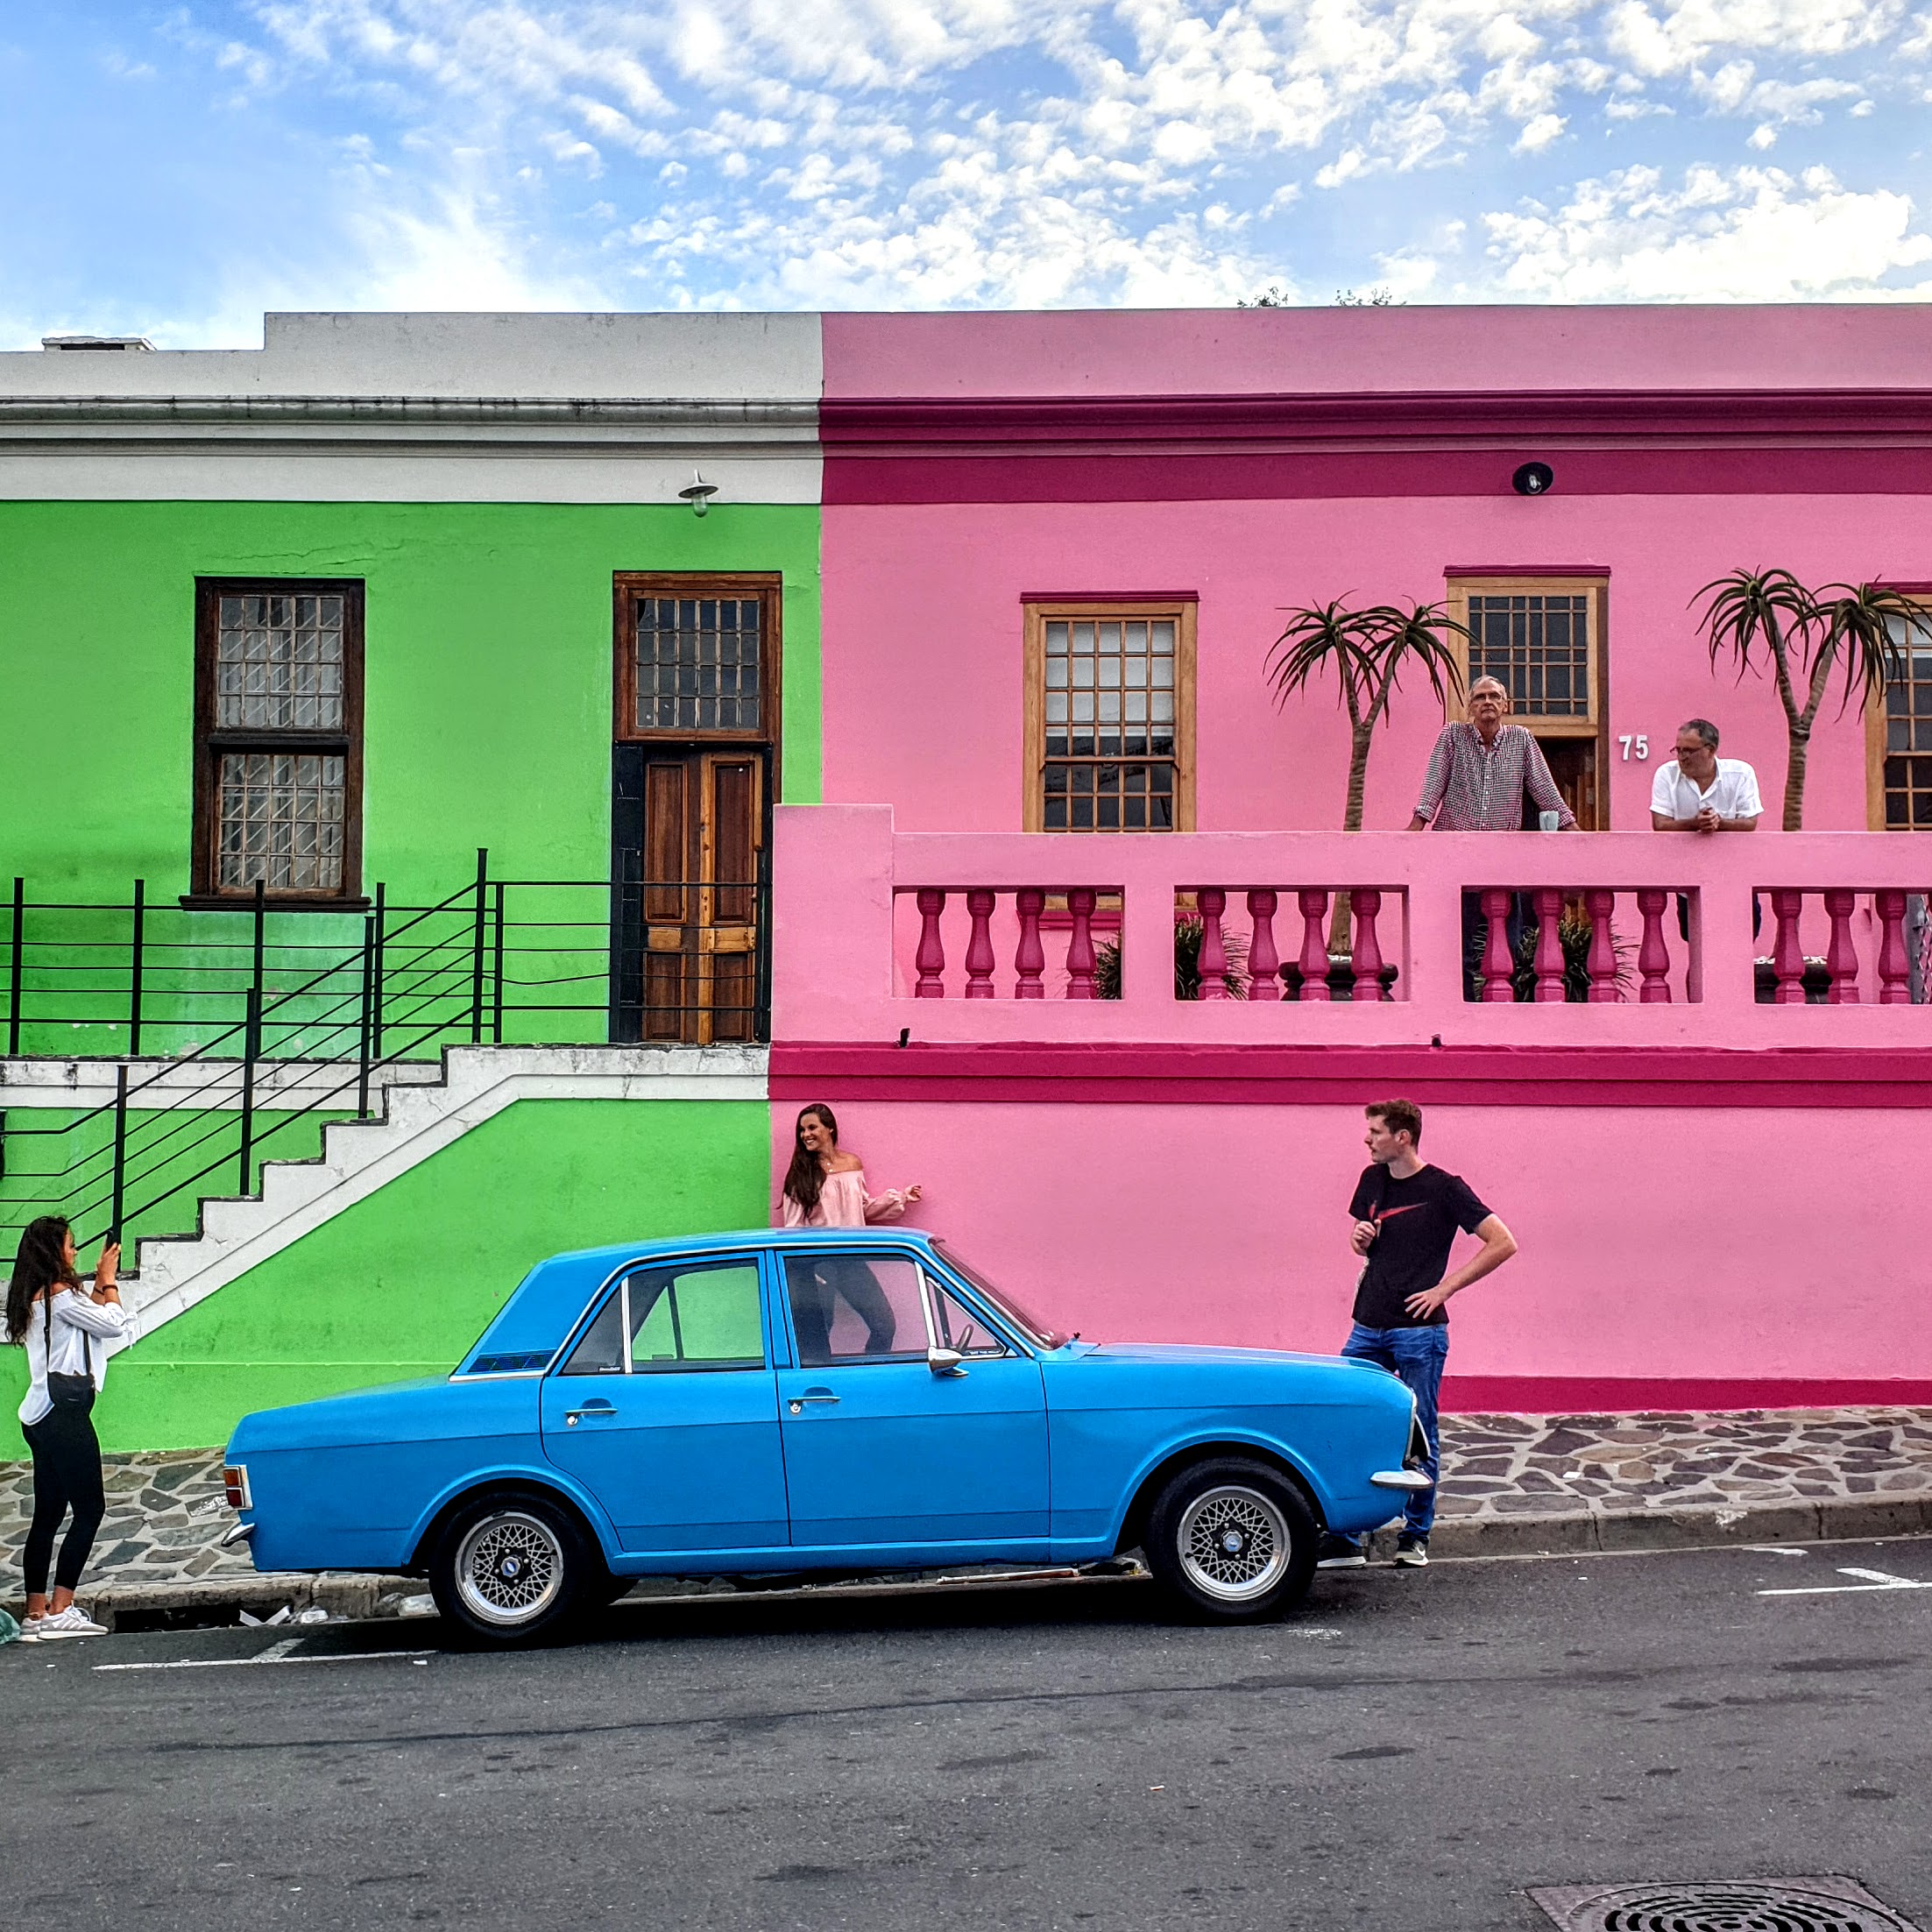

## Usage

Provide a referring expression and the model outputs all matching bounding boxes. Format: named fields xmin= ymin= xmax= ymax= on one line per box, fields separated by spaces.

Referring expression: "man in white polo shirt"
xmin=1650 ymin=718 xmax=1763 ymax=832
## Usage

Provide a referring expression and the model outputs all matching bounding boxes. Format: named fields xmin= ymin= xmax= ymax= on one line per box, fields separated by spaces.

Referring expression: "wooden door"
xmin=618 ymin=747 xmax=765 ymax=1044
xmin=1533 ymin=737 xmax=1603 ymax=830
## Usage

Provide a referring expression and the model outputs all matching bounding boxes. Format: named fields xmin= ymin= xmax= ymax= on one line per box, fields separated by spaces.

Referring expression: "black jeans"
xmin=22 ymin=1402 xmax=106 ymax=1596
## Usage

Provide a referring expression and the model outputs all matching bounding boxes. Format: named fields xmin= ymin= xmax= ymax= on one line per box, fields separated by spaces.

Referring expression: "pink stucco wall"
xmin=821 ymin=305 xmax=1932 ymax=400
xmin=765 ymin=1098 xmax=1930 ymax=1405
xmin=820 ymin=492 xmax=1914 ymax=838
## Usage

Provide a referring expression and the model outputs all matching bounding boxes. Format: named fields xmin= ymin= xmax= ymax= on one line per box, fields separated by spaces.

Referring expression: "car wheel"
xmin=430 ymin=1491 xmax=595 ymax=1645
xmin=1144 ymin=1458 xmax=1317 ymax=1622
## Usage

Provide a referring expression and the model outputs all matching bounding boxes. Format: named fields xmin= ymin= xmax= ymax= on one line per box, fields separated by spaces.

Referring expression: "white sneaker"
xmin=32 ymin=1605 xmax=108 ymax=1639
xmin=16 ymin=1616 xmax=51 ymax=1643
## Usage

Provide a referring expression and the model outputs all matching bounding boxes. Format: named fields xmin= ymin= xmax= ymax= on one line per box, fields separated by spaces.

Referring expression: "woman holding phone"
xmin=5 ymin=1216 xmax=130 ymax=1640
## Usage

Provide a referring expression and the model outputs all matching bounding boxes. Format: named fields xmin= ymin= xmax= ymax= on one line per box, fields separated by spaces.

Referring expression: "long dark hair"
xmin=5 ymin=1216 xmax=79 ymax=1346
xmin=782 ymin=1103 xmax=841 ymax=1216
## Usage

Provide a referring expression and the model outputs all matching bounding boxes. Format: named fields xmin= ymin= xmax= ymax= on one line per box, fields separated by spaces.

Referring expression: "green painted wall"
xmin=0 ymin=500 xmax=822 ymax=900
xmin=2 ymin=1096 xmax=772 ymax=1457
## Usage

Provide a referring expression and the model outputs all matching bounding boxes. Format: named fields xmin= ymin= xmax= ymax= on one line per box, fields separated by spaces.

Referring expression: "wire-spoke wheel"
xmin=431 ymin=1492 xmax=596 ymax=1645
xmin=1145 ymin=1457 xmax=1316 ymax=1622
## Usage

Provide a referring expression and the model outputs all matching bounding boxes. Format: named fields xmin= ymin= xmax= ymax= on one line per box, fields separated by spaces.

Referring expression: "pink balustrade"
xmin=782 ymin=808 xmax=1930 ymax=1045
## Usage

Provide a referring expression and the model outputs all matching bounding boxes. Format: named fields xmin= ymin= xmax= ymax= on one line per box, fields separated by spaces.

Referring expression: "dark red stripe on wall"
xmin=770 ymin=1042 xmax=1932 ymax=1108
xmin=1440 ymin=1377 xmax=1932 ymax=1415
xmin=821 ymin=389 xmax=1932 ymax=504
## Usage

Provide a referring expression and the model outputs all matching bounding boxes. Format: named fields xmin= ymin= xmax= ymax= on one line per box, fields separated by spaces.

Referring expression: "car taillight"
xmin=223 ymin=1464 xmax=251 ymax=1510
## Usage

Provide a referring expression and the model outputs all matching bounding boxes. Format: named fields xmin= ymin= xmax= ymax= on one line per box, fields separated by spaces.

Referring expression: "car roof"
xmin=456 ymin=1228 xmax=947 ymax=1371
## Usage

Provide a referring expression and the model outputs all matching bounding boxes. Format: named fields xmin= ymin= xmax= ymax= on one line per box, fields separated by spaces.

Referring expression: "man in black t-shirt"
xmin=1320 ymin=1098 xmax=1519 ymax=1571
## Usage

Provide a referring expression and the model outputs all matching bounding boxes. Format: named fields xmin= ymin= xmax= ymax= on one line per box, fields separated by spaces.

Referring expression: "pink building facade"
xmin=773 ymin=307 xmax=1932 ymax=1412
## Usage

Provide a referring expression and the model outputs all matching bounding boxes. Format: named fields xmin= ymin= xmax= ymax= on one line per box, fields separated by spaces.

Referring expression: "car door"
xmin=540 ymin=1252 xmax=788 ymax=1554
xmin=775 ymin=1248 xmax=1049 ymax=1554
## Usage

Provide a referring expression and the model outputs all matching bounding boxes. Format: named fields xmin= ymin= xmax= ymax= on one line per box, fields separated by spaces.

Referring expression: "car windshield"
xmin=934 ymin=1243 xmax=1070 ymax=1350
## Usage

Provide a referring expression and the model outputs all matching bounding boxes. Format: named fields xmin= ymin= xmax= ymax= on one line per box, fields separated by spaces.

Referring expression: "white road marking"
xmin=1757 ymin=1567 xmax=1932 ymax=1597
xmin=94 ymin=1646 xmax=434 ymax=1673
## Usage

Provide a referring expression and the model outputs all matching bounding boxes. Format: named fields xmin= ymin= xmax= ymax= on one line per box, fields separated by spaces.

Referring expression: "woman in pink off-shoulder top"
xmin=778 ymin=1103 xmax=923 ymax=1228
xmin=779 ymin=1104 xmax=924 ymax=1359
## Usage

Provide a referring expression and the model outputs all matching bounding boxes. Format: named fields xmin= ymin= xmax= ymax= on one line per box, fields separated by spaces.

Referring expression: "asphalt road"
xmin=5 ymin=1537 xmax=1932 ymax=1931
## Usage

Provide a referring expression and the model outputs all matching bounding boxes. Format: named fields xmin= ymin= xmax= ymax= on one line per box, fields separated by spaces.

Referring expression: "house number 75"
xmin=1618 ymin=734 xmax=1649 ymax=761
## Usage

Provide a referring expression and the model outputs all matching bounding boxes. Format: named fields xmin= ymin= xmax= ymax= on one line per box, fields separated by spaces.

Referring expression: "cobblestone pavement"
xmin=3 ymin=1407 xmax=1928 ymax=1619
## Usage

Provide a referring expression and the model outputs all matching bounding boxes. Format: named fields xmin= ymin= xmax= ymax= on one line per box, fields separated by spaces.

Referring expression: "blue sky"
xmin=4 ymin=1 xmax=1932 ymax=346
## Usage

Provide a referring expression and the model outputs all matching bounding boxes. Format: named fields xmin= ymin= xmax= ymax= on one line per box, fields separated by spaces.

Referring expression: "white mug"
xmin=1538 ymin=810 xmax=1561 ymax=832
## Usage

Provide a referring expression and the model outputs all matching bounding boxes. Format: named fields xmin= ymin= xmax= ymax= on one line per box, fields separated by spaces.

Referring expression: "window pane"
xmin=784 ymin=1253 xmax=927 ymax=1366
xmin=1037 ymin=608 xmax=1184 ymax=834
xmin=561 ymin=1293 xmax=625 ymax=1375
xmin=216 ymin=752 xmax=345 ymax=892
xmin=1466 ymin=591 xmax=1592 ymax=719
xmin=636 ymin=595 xmax=761 ymax=733
xmin=216 ymin=592 xmax=346 ymax=730
xmin=1882 ymin=626 xmax=1932 ymax=829
xmin=931 ymin=1284 xmax=1008 ymax=1356
xmin=626 ymin=1262 xmax=765 ymax=1370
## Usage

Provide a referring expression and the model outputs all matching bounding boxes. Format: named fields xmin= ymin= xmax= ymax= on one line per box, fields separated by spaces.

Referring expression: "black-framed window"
xmin=191 ymin=579 xmax=364 ymax=905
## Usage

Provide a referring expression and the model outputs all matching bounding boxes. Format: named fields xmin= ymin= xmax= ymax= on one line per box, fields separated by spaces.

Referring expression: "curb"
xmin=10 ymin=1491 xmax=1931 ymax=1629
xmin=1411 ymin=1491 xmax=1932 ymax=1561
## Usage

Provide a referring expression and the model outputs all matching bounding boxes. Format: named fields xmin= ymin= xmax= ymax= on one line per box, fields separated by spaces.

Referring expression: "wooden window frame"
xmin=613 ymin=571 xmax=782 ymax=774
xmin=1023 ymin=598 xmax=1197 ymax=834
xmin=188 ymin=577 xmax=365 ymax=910
xmin=1868 ymin=593 xmax=1932 ymax=830
xmin=1446 ymin=573 xmax=1610 ymax=827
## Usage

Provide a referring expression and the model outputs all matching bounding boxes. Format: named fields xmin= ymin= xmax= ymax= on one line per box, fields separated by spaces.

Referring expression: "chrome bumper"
xmin=1369 ymin=1469 xmax=1434 ymax=1491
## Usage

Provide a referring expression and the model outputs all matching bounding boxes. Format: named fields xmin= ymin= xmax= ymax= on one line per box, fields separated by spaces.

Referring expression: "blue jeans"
xmin=1340 ymin=1321 xmax=1447 ymax=1537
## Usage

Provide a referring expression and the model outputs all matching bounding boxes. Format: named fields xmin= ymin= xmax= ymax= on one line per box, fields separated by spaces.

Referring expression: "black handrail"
xmin=1 ymin=853 xmax=773 ymax=1259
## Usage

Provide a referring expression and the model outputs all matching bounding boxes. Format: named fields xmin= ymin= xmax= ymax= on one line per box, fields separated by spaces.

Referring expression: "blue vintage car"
xmin=223 ymin=1229 xmax=1430 ymax=1642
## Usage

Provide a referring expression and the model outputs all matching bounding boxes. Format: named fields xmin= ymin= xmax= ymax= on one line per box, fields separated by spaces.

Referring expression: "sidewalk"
xmin=4 ymin=1406 xmax=1929 ymax=1627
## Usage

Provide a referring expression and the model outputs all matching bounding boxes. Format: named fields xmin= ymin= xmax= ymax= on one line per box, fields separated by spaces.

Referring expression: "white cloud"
xmin=1484 ymin=162 xmax=1932 ymax=301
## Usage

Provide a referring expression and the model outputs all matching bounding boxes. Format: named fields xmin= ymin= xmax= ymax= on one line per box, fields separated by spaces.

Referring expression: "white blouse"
xmin=17 ymin=1285 xmax=132 ymax=1428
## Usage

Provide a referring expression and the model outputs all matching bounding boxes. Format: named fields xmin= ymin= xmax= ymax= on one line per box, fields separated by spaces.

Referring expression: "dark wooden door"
xmin=613 ymin=746 xmax=766 ymax=1044
xmin=1532 ymin=737 xmax=1603 ymax=829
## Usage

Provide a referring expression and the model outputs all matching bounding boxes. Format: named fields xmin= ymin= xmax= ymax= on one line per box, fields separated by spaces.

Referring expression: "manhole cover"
xmin=1529 ymin=1877 xmax=1920 ymax=1932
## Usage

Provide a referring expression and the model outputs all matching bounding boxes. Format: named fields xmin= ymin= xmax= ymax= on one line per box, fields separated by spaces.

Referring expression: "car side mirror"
xmin=927 ymin=1346 xmax=967 ymax=1377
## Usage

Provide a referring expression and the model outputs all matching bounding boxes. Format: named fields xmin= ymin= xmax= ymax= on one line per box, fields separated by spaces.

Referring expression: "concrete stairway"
xmin=110 ymin=1044 xmax=766 ymax=1337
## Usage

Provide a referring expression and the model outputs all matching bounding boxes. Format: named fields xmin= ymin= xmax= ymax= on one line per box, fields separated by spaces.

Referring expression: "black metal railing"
xmin=0 ymin=849 xmax=771 ymax=1260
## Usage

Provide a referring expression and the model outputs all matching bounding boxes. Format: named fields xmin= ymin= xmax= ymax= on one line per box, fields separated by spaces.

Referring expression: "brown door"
xmin=633 ymin=748 xmax=765 ymax=1044
xmin=1532 ymin=738 xmax=1603 ymax=830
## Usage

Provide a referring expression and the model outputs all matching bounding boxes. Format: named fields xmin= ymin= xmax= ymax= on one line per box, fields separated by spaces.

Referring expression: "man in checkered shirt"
xmin=1408 ymin=677 xmax=1577 ymax=833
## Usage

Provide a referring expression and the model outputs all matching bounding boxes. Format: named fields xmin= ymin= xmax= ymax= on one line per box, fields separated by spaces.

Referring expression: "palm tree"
xmin=1265 ymin=598 xmax=1468 ymax=952
xmin=1694 ymin=570 xmax=1922 ymax=830
xmin=1265 ymin=598 xmax=1468 ymax=833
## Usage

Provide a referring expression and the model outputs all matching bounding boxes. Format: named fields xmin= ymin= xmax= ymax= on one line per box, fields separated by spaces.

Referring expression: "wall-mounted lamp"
xmin=677 ymin=470 xmax=719 ymax=517
xmin=1511 ymin=461 xmax=1554 ymax=496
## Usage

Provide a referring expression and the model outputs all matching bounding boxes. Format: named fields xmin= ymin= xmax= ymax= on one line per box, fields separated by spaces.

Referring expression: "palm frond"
xmin=1814 ymin=581 xmax=1921 ymax=718
xmin=1360 ymin=601 xmax=1468 ymax=723
xmin=1264 ymin=600 xmax=1381 ymax=721
xmin=1692 ymin=567 xmax=1815 ymax=679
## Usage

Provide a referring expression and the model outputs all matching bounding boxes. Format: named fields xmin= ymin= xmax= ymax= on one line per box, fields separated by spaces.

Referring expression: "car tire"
xmin=429 ymin=1490 xmax=598 ymax=1645
xmin=1144 ymin=1458 xmax=1317 ymax=1622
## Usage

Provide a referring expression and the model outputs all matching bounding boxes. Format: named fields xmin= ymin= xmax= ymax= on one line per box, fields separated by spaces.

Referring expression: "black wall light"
xmin=1512 ymin=461 xmax=1554 ymax=496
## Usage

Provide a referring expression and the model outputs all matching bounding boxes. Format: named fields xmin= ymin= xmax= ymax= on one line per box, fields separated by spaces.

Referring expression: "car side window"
xmin=930 ymin=1281 xmax=1009 ymax=1357
xmin=559 ymin=1292 xmax=625 ymax=1375
xmin=783 ymin=1253 xmax=929 ymax=1367
xmin=626 ymin=1261 xmax=765 ymax=1372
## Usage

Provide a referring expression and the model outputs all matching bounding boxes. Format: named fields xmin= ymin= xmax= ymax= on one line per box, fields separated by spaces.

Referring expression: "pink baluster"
xmin=1636 ymin=888 xmax=1672 ymax=1004
xmin=914 ymin=888 xmax=946 ymax=999
xmin=1015 ymin=889 xmax=1045 ymax=1000
xmin=1876 ymin=888 xmax=1911 ymax=1004
xmin=1770 ymin=888 xmax=1806 ymax=1005
xmin=1531 ymin=888 xmax=1567 ymax=1003
xmin=1584 ymin=888 xmax=1617 ymax=1002
xmin=964 ymin=888 xmax=996 ymax=1000
xmin=1066 ymin=888 xmax=1098 ymax=1000
xmin=1823 ymin=888 xmax=1860 ymax=1004
xmin=1296 ymin=888 xmax=1331 ymax=1003
xmin=1196 ymin=888 xmax=1230 ymax=1001
xmin=1246 ymin=890 xmax=1281 ymax=1001
xmin=1349 ymin=888 xmax=1385 ymax=1003
xmin=1478 ymin=888 xmax=1514 ymax=1003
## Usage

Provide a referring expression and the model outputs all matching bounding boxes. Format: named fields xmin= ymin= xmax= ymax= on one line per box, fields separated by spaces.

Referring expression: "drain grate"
xmin=1529 ymin=1877 xmax=1921 ymax=1932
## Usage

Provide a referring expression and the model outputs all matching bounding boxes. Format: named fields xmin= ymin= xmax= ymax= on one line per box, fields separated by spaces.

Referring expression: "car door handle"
xmin=787 ymin=1391 xmax=841 ymax=1414
xmin=564 ymin=1399 xmax=617 ymax=1426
